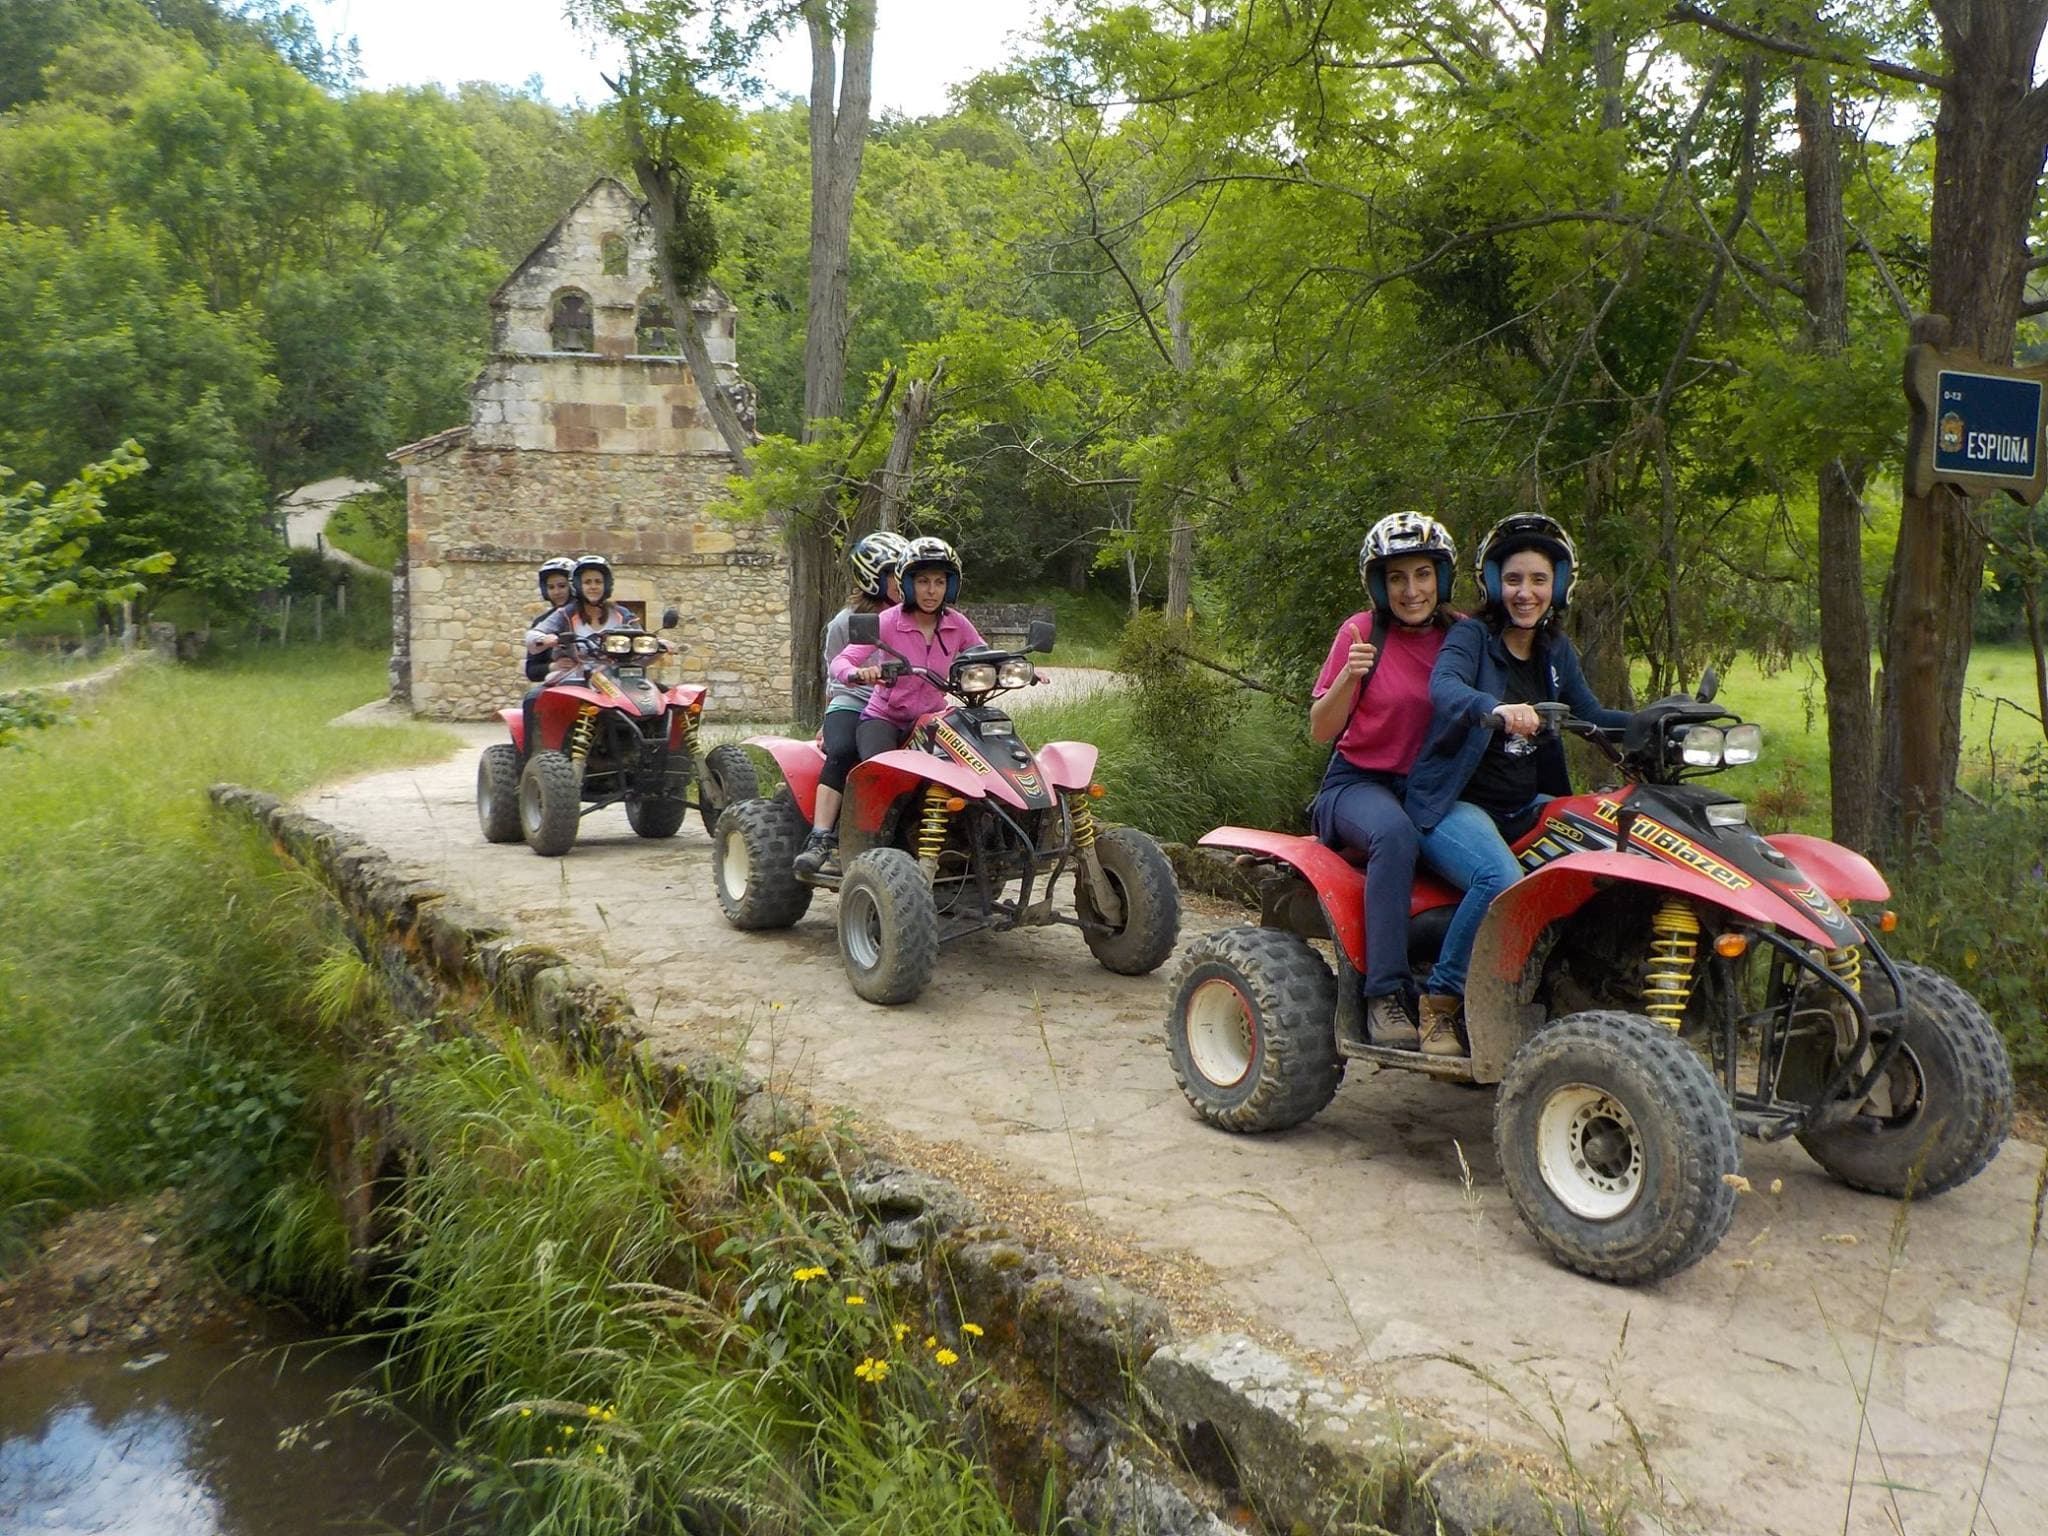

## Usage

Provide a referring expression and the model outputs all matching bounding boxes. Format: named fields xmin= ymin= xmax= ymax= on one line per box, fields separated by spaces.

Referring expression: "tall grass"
xmin=0 ymin=642 xmax=451 ymax=1261
xmin=380 ymin=1027 xmax=1030 ymax=1536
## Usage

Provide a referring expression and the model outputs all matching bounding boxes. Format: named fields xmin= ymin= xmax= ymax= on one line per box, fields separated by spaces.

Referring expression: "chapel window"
xmin=635 ymin=291 xmax=679 ymax=356
xmin=601 ymin=232 xmax=628 ymax=277
xmin=549 ymin=290 xmax=594 ymax=352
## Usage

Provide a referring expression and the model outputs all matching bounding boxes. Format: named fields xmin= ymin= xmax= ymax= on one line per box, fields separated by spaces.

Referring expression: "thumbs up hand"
xmin=1341 ymin=621 xmax=1377 ymax=684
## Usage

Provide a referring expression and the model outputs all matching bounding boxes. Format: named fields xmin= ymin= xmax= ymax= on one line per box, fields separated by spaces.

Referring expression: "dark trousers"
xmin=854 ymin=716 xmax=904 ymax=762
xmin=520 ymin=685 xmax=547 ymax=757
xmin=1309 ymin=762 xmax=1419 ymax=999
xmin=819 ymin=710 xmax=862 ymax=793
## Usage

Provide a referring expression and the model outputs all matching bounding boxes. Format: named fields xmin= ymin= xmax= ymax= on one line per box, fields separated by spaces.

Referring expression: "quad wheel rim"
xmin=1184 ymin=977 xmax=1255 ymax=1089
xmin=722 ymin=825 xmax=749 ymax=900
xmin=520 ymin=774 xmax=543 ymax=836
xmin=1535 ymin=1083 xmax=1644 ymax=1221
xmin=842 ymin=884 xmax=884 ymax=972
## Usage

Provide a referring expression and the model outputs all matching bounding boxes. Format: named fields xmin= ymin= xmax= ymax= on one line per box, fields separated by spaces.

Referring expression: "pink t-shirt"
xmin=1312 ymin=611 xmax=1448 ymax=775
xmin=830 ymin=605 xmax=988 ymax=727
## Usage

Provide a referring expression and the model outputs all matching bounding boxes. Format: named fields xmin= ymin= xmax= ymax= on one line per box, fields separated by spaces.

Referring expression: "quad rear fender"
xmin=1035 ymin=741 xmax=1099 ymax=793
xmin=1462 ymin=848 xmax=1838 ymax=1084
xmin=745 ymin=735 xmax=824 ymax=824
xmin=1198 ymin=828 xmax=1368 ymax=972
xmin=842 ymin=748 xmax=992 ymax=856
xmin=499 ymin=707 xmax=524 ymax=755
xmin=1765 ymin=833 xmax=1891 ymax=903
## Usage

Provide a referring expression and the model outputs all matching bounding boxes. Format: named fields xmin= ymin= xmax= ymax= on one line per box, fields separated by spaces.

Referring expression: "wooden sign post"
xmin=1904 ymin=323 xmax=2048 ymax=506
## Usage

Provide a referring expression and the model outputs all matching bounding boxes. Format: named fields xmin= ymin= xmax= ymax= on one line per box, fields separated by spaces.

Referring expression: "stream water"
xmin=0 ymin=1319 xmax=467 ymax=1536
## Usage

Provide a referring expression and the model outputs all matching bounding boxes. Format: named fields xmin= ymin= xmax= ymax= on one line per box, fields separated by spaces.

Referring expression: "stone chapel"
xmin=388 ymin=176 xmax=789 ymax=719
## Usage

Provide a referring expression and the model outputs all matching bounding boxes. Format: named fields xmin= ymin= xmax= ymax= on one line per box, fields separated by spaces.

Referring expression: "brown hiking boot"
xmin=1365 ymin=993 xmax=1419 ymax=1050
xmin=1418 ymin=994 xmax=1466 ymax=1058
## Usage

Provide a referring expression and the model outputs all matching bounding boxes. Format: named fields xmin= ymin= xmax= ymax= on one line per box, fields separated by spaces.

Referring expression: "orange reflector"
xmin=1088 ymin=784 xmax=1106 ymax=798
xmin=1714 ymin=933 xmax=1749 ymax=959
xmin=943 ymin=796 xmax=967 ymax=813
xmin=1879 ymin=910 xmax=1898 ymax=933
xmin=687 ymin=697 xmax=703 ymax=714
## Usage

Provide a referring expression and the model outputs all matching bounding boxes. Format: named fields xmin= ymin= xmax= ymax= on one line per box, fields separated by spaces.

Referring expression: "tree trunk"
xmin=788 ymin=0 xmax=877 ymax=731
xmin=1796 ymin=64 xmax=1877 ymax=854
xmin=1164 ymin=234 xmax=1195 ymax=623
xmin=1880 ymin=2 xmax=2048 ymax=847
xmin=630 ymin=148 xmax=754 ymax=468
xmin=856 ymin=364 xmax=943 ymax=532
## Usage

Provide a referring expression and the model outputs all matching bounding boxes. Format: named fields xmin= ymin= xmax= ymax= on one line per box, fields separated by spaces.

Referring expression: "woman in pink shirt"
xmin=829 ymin=536 xmax=987 ymax=763
xmin=1306 ymin=513 xmax=1459 ymax=1051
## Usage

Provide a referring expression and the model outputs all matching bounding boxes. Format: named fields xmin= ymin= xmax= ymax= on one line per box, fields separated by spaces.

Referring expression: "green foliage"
xmin=0 ymin=641 xmax=451 ymax=1262
xmin=1888 ymin=759 xmax=2048 ymax=1083
xmin=0 ymin=442 xmax=169 ymax=622
xmin=323 ymin=489 xmax=404 ymax=569
xmin=382 ymin=1028 xmax=1027 ymax=1535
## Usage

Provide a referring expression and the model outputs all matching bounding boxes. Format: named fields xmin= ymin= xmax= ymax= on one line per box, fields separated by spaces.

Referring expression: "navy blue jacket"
xmin=1404 ymin=617 xmax=1632 ymax=832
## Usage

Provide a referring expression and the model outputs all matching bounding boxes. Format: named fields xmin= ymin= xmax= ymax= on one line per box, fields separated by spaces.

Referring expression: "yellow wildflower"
xmin=961 ymin=1322 xmax=984 ymax=1338
xmin=923 ymin=1335 xmax=938 ymax=1350
xmin=893 ymin=1323 xmax=911 ymax=1342
xmin=601 ymin=1409 xmax=616 ymax=1422
xmin=844 ymin=1293 xmax=867 ymax=1307
xmin=595 ymin=1445 xmax=608 ymax=1456
xmin=564 ymin=1425 xmax=576 ymax=1437
xmin=518 ymin=1408 xmax=533 ymax=1418
xmin=793 ymin=1266 xmax=827 ymax=1282
xmin=768 ymin=1150 xmax=787 ymax=1164
xmin=854 ymin=1356 xmax=892 ymax=1383
xmin=586 ymin=1404 xmax=601 ymax=1418
xmin=935 ymin=1348 xmax=959 ymax=1367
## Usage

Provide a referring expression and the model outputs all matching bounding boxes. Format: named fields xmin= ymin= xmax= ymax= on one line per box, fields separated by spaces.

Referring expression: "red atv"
xmin=712 ymin=616 xmax=1180 ymax=1005
xmin=1165 ymin=675 xmax=2013 ymax=1284
xmin=476 ymin=607 xmax=757 ymax=857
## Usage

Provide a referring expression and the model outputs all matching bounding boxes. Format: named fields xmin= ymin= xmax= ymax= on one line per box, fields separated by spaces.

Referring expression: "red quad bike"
xmin=476 ymin=607 xmax=758 ymax=857
xmin=1166 ymin=674 xmax=2014 ymax=1284
xmin=712 ymin=615 xmax=1180 ymax=1005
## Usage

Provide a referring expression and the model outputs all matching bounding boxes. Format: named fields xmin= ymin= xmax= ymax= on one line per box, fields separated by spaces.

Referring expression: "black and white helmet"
xmin=897 ymin=536 xmax=962 ymax=609
xmin=1358 ymin=512 xmax=1456 ymax=616
xmin=537 ymin=556 xmax=576 ymax=601
xmin=1476 ymin=514 xmax=1576 ymax=609
xmin=571 ymin=554 xmax=614 ymax=603
xmin=849 ymin=530 xmax=913 ymax=600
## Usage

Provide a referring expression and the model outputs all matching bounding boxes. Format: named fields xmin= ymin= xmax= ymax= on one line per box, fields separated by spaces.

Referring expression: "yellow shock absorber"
xmin=1069 ymin=792 xmax=1099 ymax=852
xmin=1825 ymin=944 xmax=1862 ymax=993
xmin=1643 ymin=898 xmax=1701 ymax=1028
xmin=676 ymin=705 xmax=700 ymax=759
xmin=567 ymin=703 xmax=598 ymax=763
xmin=916 ymin=782 xmax=952 ymax=878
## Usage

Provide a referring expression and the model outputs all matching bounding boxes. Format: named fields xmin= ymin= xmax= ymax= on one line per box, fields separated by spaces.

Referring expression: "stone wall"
xmin=400 ymin=445 xmax=789 ymax=721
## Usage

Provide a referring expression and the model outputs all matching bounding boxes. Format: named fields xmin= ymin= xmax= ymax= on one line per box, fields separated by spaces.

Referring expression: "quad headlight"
xmin=632 ymin=634 xmax=661 ymax=655
xmin=956 ymin=662 xmax=998 ymax=694
xmin=602 ymin=633 xmax=634 ymax=655
xmin=1705 ymin=801 xmax=1749 ymax=827
xmin=1721 ymin=723 xmax=1762 ymax=765
xmin=1678 ymin=724 xmax=1724 ymax=767
xmin=997 ymin=658 xmax=1035 ymax=689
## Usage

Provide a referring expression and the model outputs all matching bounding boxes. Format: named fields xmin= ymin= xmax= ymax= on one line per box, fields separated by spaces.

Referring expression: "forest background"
xmin=2 ymin=0 xmax=2045 ymax=1049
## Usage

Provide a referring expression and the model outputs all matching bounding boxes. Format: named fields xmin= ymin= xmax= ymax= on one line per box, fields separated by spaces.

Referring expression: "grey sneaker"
xmin=1365 ymin=993 xmax=1420 ymax=1049
xmin=793 ymin=829 xmax=838 ymax=880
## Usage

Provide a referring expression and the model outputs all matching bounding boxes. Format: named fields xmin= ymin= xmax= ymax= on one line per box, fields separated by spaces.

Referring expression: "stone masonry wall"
xmin=403 ymin=446 xmax=789 ymax=721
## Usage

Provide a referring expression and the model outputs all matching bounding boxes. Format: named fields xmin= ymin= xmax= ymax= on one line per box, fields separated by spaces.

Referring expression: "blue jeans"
xmin=1417 ymin=799 xmax=1531 ymax=998
xmin=1310 ymin=764 xmax=1417 ymax=999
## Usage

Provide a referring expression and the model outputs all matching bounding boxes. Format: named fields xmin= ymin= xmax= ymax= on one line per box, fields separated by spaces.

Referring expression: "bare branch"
xmin=1665 ymin=4 xmax=1951 ymax=91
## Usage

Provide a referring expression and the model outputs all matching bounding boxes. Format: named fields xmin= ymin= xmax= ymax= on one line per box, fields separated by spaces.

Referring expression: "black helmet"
xmin=897 ymin=536 xmax=962 ymax=610
xmin=1476 ymin=514 xmax=1576 ymax=610
xmin=537 ymin=556 xmax=576 ymax=601
xmin=570 ymin=554 xmax=614 ymax=603
xmin=849 ymin=530 xmax=913 ymax=600
xmin=1358 ymin=512 xmax=1456 ymax=616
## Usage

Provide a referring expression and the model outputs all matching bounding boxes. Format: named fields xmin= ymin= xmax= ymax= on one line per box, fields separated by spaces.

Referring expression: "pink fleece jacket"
xmin=830 ymin=605 xmax=987 ymax=728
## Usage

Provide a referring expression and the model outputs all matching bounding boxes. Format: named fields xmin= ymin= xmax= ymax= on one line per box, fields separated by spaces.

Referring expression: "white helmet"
xmin=1359 ymin=512 xmax=1456 ymax=615
xmin=897 ymin=536 xmax=962 ymax=609
xmin=849 ymin=531 xmax=913 ymax=599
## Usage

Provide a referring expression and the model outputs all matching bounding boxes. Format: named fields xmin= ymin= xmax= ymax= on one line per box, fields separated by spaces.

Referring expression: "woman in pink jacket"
xmin=827 ymin=535 xmax=986 ymax=766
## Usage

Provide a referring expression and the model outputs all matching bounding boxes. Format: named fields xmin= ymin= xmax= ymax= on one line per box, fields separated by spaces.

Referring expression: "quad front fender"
xmin=1035 ymin=741 xmax=1099 ymax=793
xmin=1462 ymin=848 xmax=1838 ymax=1084
xmin=1765 ymin=833 xmax=1891 ymax=903
xmin=499 ymin=707 xmax=524 ymax=755
xmin=745 ymin=734 xmax=825 ymax=824
xmin=531 ymin=686 xmax=609 ymax=753
xmin=844 ymin=748 xmax=991 ymax=850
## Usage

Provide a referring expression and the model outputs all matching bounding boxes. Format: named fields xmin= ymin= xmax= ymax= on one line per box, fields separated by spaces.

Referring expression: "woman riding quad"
xmin=1306 ymin=511 xmax=1460 ymax=1051
xmin=795 ymin=530 xmax=913 ymax=878
xmin=828 ymin=535 xmax=989 ymax=765
xmin=522 ymin=555 xmax=655 ymax=750
xmin=526 ymin=556 xmax=577 ymax=682
xmin=1404 ymin=514 xmax=1631 ymax=1055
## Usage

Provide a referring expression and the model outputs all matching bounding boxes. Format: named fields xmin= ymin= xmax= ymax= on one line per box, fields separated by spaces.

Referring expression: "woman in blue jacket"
xmin=1403 ymin=514 xmax=1631 ymax=1055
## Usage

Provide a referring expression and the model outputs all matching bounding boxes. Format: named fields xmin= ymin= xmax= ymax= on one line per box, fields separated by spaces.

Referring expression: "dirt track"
xmin=302 ymin=726 xmax=2047 ymax=1535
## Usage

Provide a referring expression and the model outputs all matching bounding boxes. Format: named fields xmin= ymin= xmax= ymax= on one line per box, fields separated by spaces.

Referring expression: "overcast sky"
xmin=325 ymin=0 xmax=1045 ymax=114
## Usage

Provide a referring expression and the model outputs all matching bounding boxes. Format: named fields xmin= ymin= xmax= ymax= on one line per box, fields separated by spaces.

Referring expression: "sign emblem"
xmin=1938 ymin=411 xmax=1963 ymax=454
